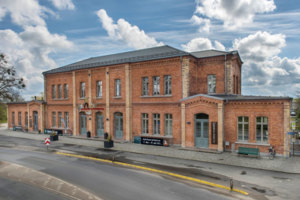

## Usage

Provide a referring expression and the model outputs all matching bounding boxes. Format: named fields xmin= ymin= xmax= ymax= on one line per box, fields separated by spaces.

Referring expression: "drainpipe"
xmin=224 ymin=54 xmax=227 ymax=96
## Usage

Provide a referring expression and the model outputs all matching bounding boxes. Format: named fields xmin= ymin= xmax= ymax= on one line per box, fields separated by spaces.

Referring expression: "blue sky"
xmin=0 ymin=0 xmax=300 ymax=99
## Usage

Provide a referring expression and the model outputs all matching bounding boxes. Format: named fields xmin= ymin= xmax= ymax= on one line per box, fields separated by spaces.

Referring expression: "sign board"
xmin=292 ymin=120 xmax=296 ymax=130
xmin=288 ymin=132 xmax=297 ymax=135
xmin=211 ymin=122 xmax=218 ymax=144
xmin=44 ymin=137 xmax=50 ymax=145
xmin=44 ymin=129 xmax=63 ymax=135
xmin=141 ymin=137 xmax=164 ymax=146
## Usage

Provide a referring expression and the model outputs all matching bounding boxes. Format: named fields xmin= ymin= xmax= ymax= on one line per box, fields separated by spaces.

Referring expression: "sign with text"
xmin=211 ymin=122 xmax=218 ymax=144
xmin=141 ymin=137 xmax=164 ymax=146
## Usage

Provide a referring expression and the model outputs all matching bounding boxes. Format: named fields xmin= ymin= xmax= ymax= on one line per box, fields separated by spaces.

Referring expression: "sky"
xmin=0 ymin=0 xmax=300 ymax=100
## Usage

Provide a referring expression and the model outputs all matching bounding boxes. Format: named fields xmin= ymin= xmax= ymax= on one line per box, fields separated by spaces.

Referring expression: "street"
xmin=0 ymin=133 xmax=300 ymax=200
xmin=0 ymin=136 xmax=242 ymax=200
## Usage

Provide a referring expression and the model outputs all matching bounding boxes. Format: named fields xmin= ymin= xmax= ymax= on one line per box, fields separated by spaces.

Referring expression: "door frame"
xmin=79 ymin=112 xmax=87 ymax=136
xmin=114 ymin=112 xmax=123 ymax=139
xmin=33 ymin=111 xmax=38 ymax=131
xmin=95 ymin=112 xmax=104 ymax=137
xmin=194 ymin=113 xmax=209 ymax=148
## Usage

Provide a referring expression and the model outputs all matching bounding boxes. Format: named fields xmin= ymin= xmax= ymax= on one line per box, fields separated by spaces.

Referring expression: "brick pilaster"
xmin=72 ymin=71 xmax=77 ymax=135
xmin=283 ymin=101 xmax=291 ymax=157
xmin=181 ymin=103 xmax=186 ymax=147
xmin=125 ymin=64 xmax=132 ymax=141
xmin=218 ymin=103 xmax=224 ymax=152
xmin=182 ymin=57 xmax=190 ymax=98
xmin=105 ymin=67 xmax=110 ymax=134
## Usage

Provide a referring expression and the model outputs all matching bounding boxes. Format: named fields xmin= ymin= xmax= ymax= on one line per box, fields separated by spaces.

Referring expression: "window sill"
xmin=113 ymin=96 xmax=122 ymax=99
xmin=79 ymin=98 xmax=86 ymax=100
xmin=140 ymin=95 xmax=173 ymax=98
xmin=52 ymin=98 xmax=68 ymax=101
xmin=96 ymin=97 xmax=103 ymax=99
xmin=235 ymin=141 xmax=270 ymax=146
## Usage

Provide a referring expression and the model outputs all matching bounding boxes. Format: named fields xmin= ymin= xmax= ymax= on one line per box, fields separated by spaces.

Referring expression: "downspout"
xmin=224 ymin=54 xmax=227 ymax=96
xmin=180 ymin=56 xmax=183 ymax=98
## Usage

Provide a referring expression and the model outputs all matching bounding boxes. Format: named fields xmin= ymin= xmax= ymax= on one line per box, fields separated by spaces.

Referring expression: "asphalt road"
xmin=0 ymin=147 xmax=237 ymax=200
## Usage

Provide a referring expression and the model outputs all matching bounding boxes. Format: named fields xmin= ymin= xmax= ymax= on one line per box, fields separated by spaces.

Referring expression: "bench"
xmin=13 ymin=126 xmax=23 ymax=131
xmin=238 ymin=147 xmax=260 ymax=157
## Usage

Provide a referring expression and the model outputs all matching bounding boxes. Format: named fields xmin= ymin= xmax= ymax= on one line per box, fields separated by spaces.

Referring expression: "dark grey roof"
xmin=181 ymin=94 xmax=292 ymax=102
xmin=190 ymin=50 xmax=230 ymax=58
xmin=43 ymin=45 xmax=189 ymax=74
xmin=210 ymin=94 xmax=292 ymax=101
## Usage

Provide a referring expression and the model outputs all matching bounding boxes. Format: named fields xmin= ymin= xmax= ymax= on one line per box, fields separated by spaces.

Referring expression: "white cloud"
xmin=50 ymin=0 xmax=75 ymax=10
xmin=233 ymin=31 xmax=285 ymax=62
xmin=97 ymin=9 xmax=163 ymax=49
xmin=194 ymin=0 xmax=276 ymax=30
xmin=0 ymin=0 xmax=55 ymax=27
xmin=182 ymin=37 xmax=225 ymax=52
xmin=191 ymin=15 xmax=210 ymax=33
xmin=0 ymin=27 xmax=74 ymax=99
xmin=233 ymin=31 xmax=300 ymax=96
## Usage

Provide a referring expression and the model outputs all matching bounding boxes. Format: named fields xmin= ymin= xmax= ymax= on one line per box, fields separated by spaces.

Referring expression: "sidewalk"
xmin=1 ymin=128 xmax=300 ymax=174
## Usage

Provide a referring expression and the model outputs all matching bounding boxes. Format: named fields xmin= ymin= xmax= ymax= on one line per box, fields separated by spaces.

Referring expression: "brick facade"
xmin=7 ymin=46 xmax=292 ymax=156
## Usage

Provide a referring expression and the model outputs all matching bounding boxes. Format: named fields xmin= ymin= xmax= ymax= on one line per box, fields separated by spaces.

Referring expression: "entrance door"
xmin=96 ymin=112 xmax=104 ymax=137
xmin=114 ymin=112 xmax=123 ymax=139
xmin=195 ymin=113 xmax=209 ymax=148
xmin=33 ymin=111 xmax=38 ymax=131
xmin=80 ymin=113 xmax=87 ymax=136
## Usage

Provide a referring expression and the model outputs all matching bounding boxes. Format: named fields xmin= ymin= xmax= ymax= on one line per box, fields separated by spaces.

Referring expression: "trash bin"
xmin=87 ymin=131 xmax=91 ymax=138
xmin=13 ymin=126 xmax=16 ymax=131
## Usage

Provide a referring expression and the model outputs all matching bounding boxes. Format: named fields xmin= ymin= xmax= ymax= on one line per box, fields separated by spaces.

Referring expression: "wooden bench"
xmin=238 ymin=147 xmax=260 ymax=157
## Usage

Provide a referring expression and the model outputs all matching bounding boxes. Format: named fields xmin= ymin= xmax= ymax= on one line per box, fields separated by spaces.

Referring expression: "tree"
xmin=0 ymin=53 xmax=25 ymax=101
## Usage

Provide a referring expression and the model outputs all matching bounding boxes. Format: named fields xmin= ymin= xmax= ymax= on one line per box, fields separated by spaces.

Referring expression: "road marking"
xmin=56 ymin=152 xmax=249 ymax=195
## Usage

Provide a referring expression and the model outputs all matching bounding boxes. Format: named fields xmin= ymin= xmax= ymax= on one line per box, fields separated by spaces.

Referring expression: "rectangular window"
xmin=142 ymin=77 xmax=149 ymax=96
xmin=64 ymin=112 xmax=69 ymax=128
xmin=141 ymin=113 xmax=149 ymax=134
xmin=52 ymin=112 xmax=56 ymax=127
xmin=153 ymin=76 xmax=160 ymax=95
xmin=115 ymin=79 xmax=121 ymax=97
xmin=58 ymin=84 xmax=62 ymax=99
xmin=12 ymin=112 xmax=15 ymax=125
xmin=164 ymin=75 xmax=172 ymax=95
xmin=25 ymin=112 xmax=28 ymax=127
xmin=52 ymin=85 xmax=56 ymax=99
xmin=256 ymin=116 xmax=268 ymax=143
xmin=64 ymin=84 xmax=68 ymax=99
xmin=58 ymin=112 xmax=62 ymax=128
xmin=18 ymin=112 xmax=22 ymax=126
xmin=80 ymin=82 xmax=85 ymax=98
xmin=165 ymin=114 xmax=173 ymax=136
xmin=96 ymin=81 xmax=102 ymax=97
xmin=153 ymin=113 xmax=160 ymax=135
xmin=237 ymin=116 xmax=249 ymax=141
xmin=207 ymin=75 xmax=216 ymax=93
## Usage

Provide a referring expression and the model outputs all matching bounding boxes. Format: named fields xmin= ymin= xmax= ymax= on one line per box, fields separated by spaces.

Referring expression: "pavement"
xmin=1 ymin=126 xmax=300 ymax=174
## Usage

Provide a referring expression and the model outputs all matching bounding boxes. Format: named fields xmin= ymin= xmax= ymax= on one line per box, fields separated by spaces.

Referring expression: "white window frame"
xmin=80 ymin=82 xmax=85 ymax=98
xmin=164 ymin=75 xmax=171 ymax=95
xmin=153 ymin=113 xmax=160 ymax=135
xmin=142 ymin=77 xmax=149 ymax=96
xmin=115 ymin=79 xmax=121 ymax=97
xmin=52 ymin=112 xmax=56 ymax=127
xmin=64 ymin=112 xmax=69 ymax=128
xmin=237 ymin=116 xmax=249 ymax=141
xmin=141 ymin=113 xmax=149 ymax=134
xmin=256 ymin=116 xmax=268 ymax=143
xmin=153 ymin=76 xmax=160 ymax=95
xmin=64 ymin=84 xmax=68 ymax=99
xmin=58 ymin=84 xmax=62 ymax=99
xmin=164 ymin=113 xmax=172 ymax=136
xmin=96 ymin=81 xmax=103 ymax=98
xmin=207 ymin=75 xmax=216 ymax=94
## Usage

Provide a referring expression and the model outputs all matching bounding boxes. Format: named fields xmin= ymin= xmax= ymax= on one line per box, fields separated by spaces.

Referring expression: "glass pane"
xmin=195 ymin=122 xmax=201 ymax=137
xmin=238 ymin=124 xmax=243 ymax=140
xmin=244 ymin=124 xmax=249 ymax=140
xmin=203 ymin=122 xmax=209 ymax=138
xmin=263 ymin=125 xmax=268 ymax=142
xmin=263 ymin=117 xmax=268 ymax=123
xmin=238 ymin=117 xmax=243 ymax=122
xmin=256 ymin=117 xmax=261 ymax=123
xmin=244 ymin=117 xmax=249 ymax=123
xmin=256 ymin=125 xmax=261 ymax=141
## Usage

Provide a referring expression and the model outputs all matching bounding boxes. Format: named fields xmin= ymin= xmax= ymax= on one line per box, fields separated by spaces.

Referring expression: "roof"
xmin=43 ymin=45 xmax=189 ymax=75
xmin=211 ymin=94 xmax=292 ymax=101
xmin=181 ymin=94 xmax=292 ymax=102
xmin=7 ymin=100 xmax=44 ymax=105
xmin=190 ymin=49 xmax=229 ymax=58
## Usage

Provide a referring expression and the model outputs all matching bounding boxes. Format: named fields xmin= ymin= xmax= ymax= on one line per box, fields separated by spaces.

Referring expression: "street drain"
xmin=251 ymin=187 xmax=266 ymax=193
xmin=272 ymin=176 xmax=290 ymax=180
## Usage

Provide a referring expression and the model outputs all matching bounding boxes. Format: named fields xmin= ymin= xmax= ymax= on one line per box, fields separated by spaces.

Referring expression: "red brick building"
xmin=7 ymin=46 xmax=292 ymax=156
